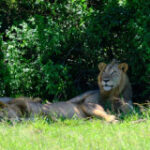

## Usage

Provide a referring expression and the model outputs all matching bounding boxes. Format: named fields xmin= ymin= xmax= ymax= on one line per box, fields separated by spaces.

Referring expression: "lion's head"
xmin=98 ymin=60 xmax=129 ymax=92
xmin=0 ymin=97 xmax=44 ymax=121
xmin=0 ymin=101 xmax=20 ymax=121
xmin=0 ymin=99 xmax=30 ymax=121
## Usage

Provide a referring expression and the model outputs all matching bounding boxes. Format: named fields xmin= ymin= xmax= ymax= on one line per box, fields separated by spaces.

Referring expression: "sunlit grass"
xmin=0 ymin=110 xmax=150 ymax=150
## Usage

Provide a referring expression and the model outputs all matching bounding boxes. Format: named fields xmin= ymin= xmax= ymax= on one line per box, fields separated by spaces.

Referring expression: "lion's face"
xmin=98 ymin=61 xmax=128 ymax=91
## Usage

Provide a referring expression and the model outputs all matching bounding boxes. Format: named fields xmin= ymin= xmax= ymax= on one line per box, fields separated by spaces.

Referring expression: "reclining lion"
xmin=69 ymin=60 xmax=133 ymax=114
xmin=0 ymin=97 xmax=117 ymax=123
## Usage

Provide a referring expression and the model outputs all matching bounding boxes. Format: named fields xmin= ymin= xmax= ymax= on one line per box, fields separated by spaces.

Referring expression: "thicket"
xmin=0 ymin=0 xmax=150 ymax=102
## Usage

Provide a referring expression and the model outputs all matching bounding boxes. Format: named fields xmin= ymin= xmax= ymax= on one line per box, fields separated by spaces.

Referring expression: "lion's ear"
xmin=98 ymin=63 xmax=106 ymax=71
xmin=118 ymin=63 xmax=128 ymax=72
xmin=0 ymin=101 xmax=7 ymax=108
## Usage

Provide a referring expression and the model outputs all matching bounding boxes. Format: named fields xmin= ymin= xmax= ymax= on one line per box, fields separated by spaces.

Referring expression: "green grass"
xmin=0 ymin=112 xmax=150 ymax=150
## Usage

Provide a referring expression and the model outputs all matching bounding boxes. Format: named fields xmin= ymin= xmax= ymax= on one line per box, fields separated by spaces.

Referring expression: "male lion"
xmin=69 ymin=60 xmax=133 ymax=114
xmin=0 ymin=97 xmax=117 ymax=123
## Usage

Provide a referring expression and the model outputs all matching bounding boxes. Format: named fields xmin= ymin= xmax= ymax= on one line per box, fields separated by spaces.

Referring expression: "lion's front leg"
xmin=81 ymin=103 xmax=118 ymax=123
xmin=112 ymin=97 xmax=133 ymax=114
xmin=119 ymin=102 xmax=133 ymax=114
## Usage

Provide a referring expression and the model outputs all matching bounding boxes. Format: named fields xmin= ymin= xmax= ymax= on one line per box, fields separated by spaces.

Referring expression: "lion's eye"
xmin=111 ymin=71 xmax=117 ymax=75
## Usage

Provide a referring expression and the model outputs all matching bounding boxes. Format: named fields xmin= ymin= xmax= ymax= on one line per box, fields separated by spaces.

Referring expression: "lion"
xmin=69 ymin=60 xmax=133 ymax=114
xmin=97 ymin=60 xmax=133 ymax=113
xmin=0 ymin=97 xmax=117 ymax=123
xmin=0 ymin=99 xmax=28 ymax=121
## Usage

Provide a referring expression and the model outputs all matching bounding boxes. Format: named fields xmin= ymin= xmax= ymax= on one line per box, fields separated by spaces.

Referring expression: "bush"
xmin=2 ymin=0 xmax=93 ymax=100
xmin=1 ymin=0 xmax=150 ymax=102
xmin=0 ymin=35 xmax=11 ymax=96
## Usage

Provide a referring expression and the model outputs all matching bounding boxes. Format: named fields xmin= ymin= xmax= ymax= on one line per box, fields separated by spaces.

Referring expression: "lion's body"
xmin=0 ymin=97 xmax=42 ymax=104
xmin=0 ymin=97 xmax=13 ymax=103
xmin=69 ymin=90 xmax=100 ymax=104
xmin=0 ymin=97 xmax=116 ymax=123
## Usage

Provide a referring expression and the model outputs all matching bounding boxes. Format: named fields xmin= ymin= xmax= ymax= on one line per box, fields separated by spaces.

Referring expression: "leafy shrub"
xmin=0 ymin=35 xmax=11 ymax=96
xmin=125 ymin=0 xmax=150 ymax=100
xmin=1 ymin=0 xmax=150 ymax=102
xmin=2 ymin=0 xmax=93 ymax=100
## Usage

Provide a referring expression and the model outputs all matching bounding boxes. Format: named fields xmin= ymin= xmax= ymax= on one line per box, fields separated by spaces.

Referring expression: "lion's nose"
xmin=103 ymin=79 xmax=109 ymax=83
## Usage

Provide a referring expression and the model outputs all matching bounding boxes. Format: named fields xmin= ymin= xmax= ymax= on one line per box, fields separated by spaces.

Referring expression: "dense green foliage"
xmin=0 ymin=0 xmax=150 ymax=101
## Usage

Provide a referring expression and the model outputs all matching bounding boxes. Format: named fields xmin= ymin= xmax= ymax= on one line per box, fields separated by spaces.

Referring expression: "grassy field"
xmin=0 ymin=113 xmax=150 ymax=150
